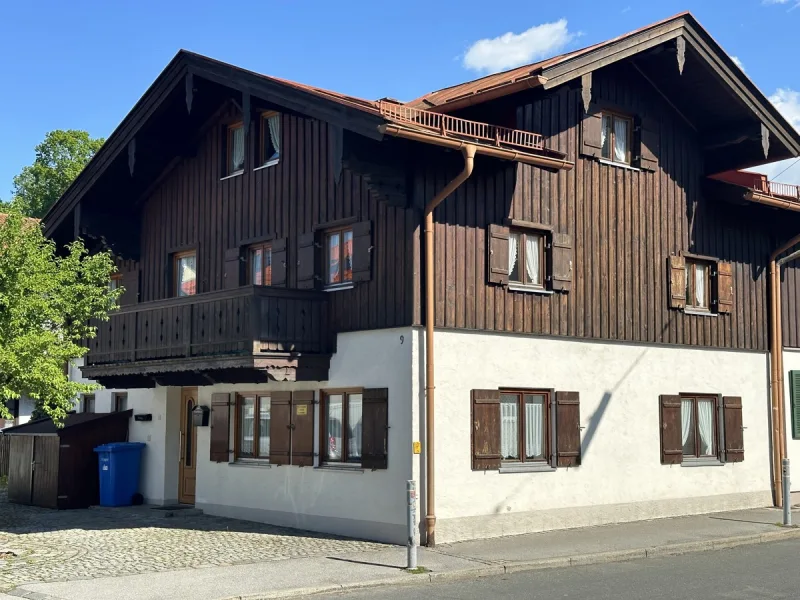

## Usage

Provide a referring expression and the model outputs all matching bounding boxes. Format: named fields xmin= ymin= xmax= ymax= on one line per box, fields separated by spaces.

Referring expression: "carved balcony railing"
xmin=753 ymin=179 xmax=800 ymax=201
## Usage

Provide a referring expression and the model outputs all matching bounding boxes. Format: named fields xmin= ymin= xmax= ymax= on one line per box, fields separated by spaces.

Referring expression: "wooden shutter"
xmin=271 ymin=237 xmax=288 ymax=287
xmin=716 ymin=261 xmax=733 ymax=314
xmin=290 ymin=391 xmax=315 ymax=466
xmin=716 ymin=395 xmax=727 ymax=463
xmin=580 ymin=103 xmax=603 ymax=158
xmin=659 ymin=395 xmax=683 ymax=465
xmin=269 ymin=391 xmax=291 ymax=465
xmin=210 ymin=393 xmax=231 ymax=463
xmin=119 ymin=268 xmax=140 ymax=306
xmin=555 ymin=391 xmax=581 ymax=467
xmin=297 ymin=232 xmax=317 ymax=290
xmin=723 ymin=396 xmax=744 ymax=463
xmin=637 ymin=116 xmax=660 ymax=172
xmin=487 ymin=224 xmax=510 ymax=285
xmin=471 ymin=389 xmax=501 ymax=470
xmin=668 ymin=255 xmax=686 ymax=309
xmin=351 ymin=221 xmax=373 ymax=282
xmin=362 ymin=388 xmax=389 ymax=470
xmin=550 ymin=232 xmax=573 ymax=293
xmin=223 ymin=248 xmax=242 ymax=289
xmin=790 ymin=371 xmax=800 ymax=440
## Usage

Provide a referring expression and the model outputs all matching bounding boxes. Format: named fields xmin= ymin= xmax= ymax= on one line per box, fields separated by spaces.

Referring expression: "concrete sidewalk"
xmin=9 ymin=506 xmax=800 ymax=600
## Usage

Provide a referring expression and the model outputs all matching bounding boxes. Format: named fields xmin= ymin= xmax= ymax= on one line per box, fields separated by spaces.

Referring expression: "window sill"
xmin=220 ymin=170 xmax=244 ymax=181
xmin=499 ymin=463 xmax=555 ymax=474
xmin=684 ymin=309 xmax=718 ymax=317
xmin=508 ymin=284 xmax=552 ymax=295
xmin=254 ymin=159 xmax=280 ymax=172
xmin=230 ymin=460 xmax=272 ymax=469
xmin=314 ymin=464 xmax=364 ymax=473
xmin=681 ymin=457 xmax=724 ymax=468
xmin=599 ymin=158 xmax=640 ymax=172
xmin=324 ymin=283 xmax=354 ymax=293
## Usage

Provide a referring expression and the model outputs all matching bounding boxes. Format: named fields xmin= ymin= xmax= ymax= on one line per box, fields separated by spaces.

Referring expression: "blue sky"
xmin=1 ymin=0 xmax=799 ymax=197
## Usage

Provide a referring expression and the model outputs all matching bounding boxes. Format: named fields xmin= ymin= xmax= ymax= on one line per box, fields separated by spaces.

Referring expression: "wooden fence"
xmin=0 ymin=434 xmax=9 ymax=478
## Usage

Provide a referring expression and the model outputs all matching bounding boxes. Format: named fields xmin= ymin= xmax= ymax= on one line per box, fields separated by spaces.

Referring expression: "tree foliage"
xmin=0 ymin=209 xmax=120 ymax=425
xmin=9 ymin=130 xmax=105 ymax=219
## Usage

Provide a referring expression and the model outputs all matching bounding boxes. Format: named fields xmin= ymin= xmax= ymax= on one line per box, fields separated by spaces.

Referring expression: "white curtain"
xmin=681 ymin=399 xmax=694 ymax=456
xmin=525 ymin=235 xmax=540 ymax=285
xmin=614 ymin=118 xmax=628 ymax=163
xmin=347 ymin=393 xmax=363 ymax=461
xmin=695 ymin=264 xmax=706 ymax=308
xmin=601 ymin=115 xmax=611 ymax=156
xmin=508 ymin=234 xmax=519 ymax=282
xmin=268 ymin=114 xmax=281 ymax=159
xmin=240 ymin=397 xmax=255 ymax=456
xmin=326 ymin=395 xmax=343 ymax=460
xmin=697 ymin=400 xmax=715 ymax=456
xmin=232 ymin=127 xmax=245 ymax=171
xmin=258 ymin=398 xmax=270 ymax=458
xmin=500 ymin=395 xmax=519 ymax=459
xmin=524 ymin=395 xmax=544 ymax=459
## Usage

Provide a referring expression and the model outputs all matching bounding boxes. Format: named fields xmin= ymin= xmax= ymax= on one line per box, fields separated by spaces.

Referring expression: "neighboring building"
xmin=43 ymin=12 xmax=800 ymax=545
xmin=0 ymin=397 xmax=34 ymax=430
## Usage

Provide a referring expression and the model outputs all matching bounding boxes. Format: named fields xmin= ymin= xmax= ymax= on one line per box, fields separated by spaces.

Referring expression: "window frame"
xmin=113 ymin=392 xmax=128 ymax=413
xmin=508 ymin=228 xmax=547 ymax=290
xmin=173 ymin=250 xmax=197 ymax=298
xmin=319 ymin=388 xmax=364 ymax=466
xmin=225 ymin=121 xmax=245 ymax=177
xmin=498 ymin=389 xmax=551 ymax=464
xmin=258 ymin=111 xmax=281 ymax=168
xmin=685 ymin=258 xmax=712 ymax=312
xmin=233 ymin=393 xmax=271 ymax=461
xmin=324 ymin=225 xmax=354 ymax=289
xmin=600 ymin=110 xmax=633 ymax=166
xmin=679 ymin=394 xmax=719 ymax=460
xmin=246 ymin=242 xmax=273 ymax=286
xmin=83 ymin=394 xmax=95 ymax=414
xmin=109 ymin=273 xmax=122 ymax=292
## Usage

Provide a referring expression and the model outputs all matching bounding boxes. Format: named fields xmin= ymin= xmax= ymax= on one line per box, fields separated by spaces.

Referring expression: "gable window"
xmin=174 ymin=251 xmax=197 ymax=297
xmin=114 ymin=393 xmax=128 ymax=413
xmin=500 ymin=391 xmax=549 ymax=462
xmin=601 ymin=112 xmax=632 ymax=165
xmin=321 ymin=390 xmax=363 ymax=464
xmin=226 ymin=122 xmax=245 ymax=176
xmin=325 ymin=227 xmax=353 ymax=287
xmin=259 ymin=112 xmax=281 ymax=167
xmin=247 ymin=242 xmax=272 ymax=286
xmin=685 ymin=259 xmax=710 ymax=311
xmin=508 ymin=230 xmax=545 ymax=289
xmin=235 ymin=394 xmax=271 ymax=460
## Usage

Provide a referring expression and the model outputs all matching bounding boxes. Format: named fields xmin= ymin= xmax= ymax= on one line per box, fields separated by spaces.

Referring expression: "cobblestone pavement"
xmin=0 ymin=489 xmax=388 ymax=591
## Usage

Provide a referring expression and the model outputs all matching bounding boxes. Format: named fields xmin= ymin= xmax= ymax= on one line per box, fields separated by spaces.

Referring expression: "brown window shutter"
xmin=471 ymin=389 xmax=501 ymax=470
xmin=555 ymin=391 xmax=581 ymax=467
xmin=723 ymin=396 xmax=744 ymax=463
xmin=659 ymin=395 xmax=683 ymax=465
xmin=210 ymin=393 xmax=231 ymax=463
xmin=297 ymin=232 xmax=318 ymax=290
xmin=290 ymin=391 xmax=315 ymax=466
xmin=487 ymin=224 xmax=510 ymax=285
xmin=636 ymin=116 xmax=660 ymax=172
xmin=271 ymin=237 xmax=288 ymax=287
xmin=580 ymin=103 xmax=603 ymax=158
xmin=119 ymin=268 xmax=140 ymax=306
xmin=550 ymin=232 xmax=573 ymax=293
xmin=269 ymin=391 xmax=291 ymax=465
xmin=668 ymin=255 xmax=686 ymax=309
xmin=351 ymin=220 xmax=373 ymax=282
xmin=362 ymin=388 xmax=389 ymax=470
xmin=715 ymin=261 xmax=734 ymax=314
xmin=223 ymin=248 xmax=242 ymax=289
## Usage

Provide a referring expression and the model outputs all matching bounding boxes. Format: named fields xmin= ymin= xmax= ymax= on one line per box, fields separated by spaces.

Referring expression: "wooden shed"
xmin=4 ymin=411 xmax=132 ymax=509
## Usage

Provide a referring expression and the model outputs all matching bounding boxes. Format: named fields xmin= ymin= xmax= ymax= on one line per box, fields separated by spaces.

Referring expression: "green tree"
xmin=0 ymin=208 xmax=120 ymax=425
xmin=10 ymin=130 xmax=105 ymax=219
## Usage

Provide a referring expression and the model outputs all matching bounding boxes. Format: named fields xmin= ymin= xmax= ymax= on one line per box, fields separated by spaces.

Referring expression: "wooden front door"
xmin=178 ymin=388 xmax=198 ymax=504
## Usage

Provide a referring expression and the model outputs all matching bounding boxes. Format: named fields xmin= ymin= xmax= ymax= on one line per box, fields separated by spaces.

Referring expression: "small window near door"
xmin=247 ymin=243 xmax=272 ymax=286
xmin=226 ymin=122 xmax=245 ymax=176
xmin=601 ymin=112 xmax=632 ymax=165
xmin=83 ymin=394 xmax=95 ymax=414
xmin=235 ymin=394 xmax=271 ymax=460
xmin=325 ymin=227 xmax=354 ymax=288
xmin=114 ymin=393 xmax=128 ymax=413
xmin=174 ymin=251 xmax=197 ymax=297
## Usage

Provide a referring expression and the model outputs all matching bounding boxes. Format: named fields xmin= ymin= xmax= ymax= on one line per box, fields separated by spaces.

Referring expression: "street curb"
xmin=220 ymin=527 xmax=800 ymax=600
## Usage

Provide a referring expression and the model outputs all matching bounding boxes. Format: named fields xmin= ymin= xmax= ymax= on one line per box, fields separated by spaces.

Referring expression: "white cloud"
xmin=463 ymin=19 xmax=577 ymax=74
xmin=621 ymin=5 xmax=631 ymax=13
xmin=763 ymin=0 xmax=789 ymax=4
xmin=731 ymin=56 xmax=745 ymax=72
xmin=750 ymin=89 xmax=800 ymax=184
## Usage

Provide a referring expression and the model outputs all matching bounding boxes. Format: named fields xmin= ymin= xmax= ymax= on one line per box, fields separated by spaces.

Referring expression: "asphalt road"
xmin=317 ymin=538 xmax=800 ymax=599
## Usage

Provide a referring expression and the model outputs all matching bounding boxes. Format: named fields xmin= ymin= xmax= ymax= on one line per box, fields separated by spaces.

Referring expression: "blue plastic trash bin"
xmin=94 ymin=442 xmax=146 ymax=507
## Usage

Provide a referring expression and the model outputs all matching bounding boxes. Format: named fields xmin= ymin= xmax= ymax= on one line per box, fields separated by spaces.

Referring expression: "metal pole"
xmin=407 ymin=480 xmax=418 ymax=569
xmin=783 ymin=458 xmax=792 ymax=526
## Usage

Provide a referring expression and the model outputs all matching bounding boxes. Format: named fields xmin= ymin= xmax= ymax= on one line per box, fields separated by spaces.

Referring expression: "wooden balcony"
xmin=82 ymin=286 xmax=333 ymax=387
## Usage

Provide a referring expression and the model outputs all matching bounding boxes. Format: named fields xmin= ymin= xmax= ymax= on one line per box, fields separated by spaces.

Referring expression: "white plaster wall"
xmin=782 ymin=349 xmax=800 ymax=492
xmin=426 ymin=329 xmax=773 ymax=542
xmin=16 ymin=397 xmax=34 ymax=425
xmin=194 ymin=328 xmax=414 ymax=544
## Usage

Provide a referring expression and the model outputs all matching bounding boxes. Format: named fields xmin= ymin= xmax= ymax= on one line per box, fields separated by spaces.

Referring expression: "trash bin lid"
xmin=94 ymin=442 xmax=146 ymax=453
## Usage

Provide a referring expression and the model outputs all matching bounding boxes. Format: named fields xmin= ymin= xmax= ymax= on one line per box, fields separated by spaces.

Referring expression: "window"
xmin=500 ymin=391 xmax=549 ymax=463
xmin=680 ymin=395 xmax=717 ymax=458
xmin=235 ymin=394 xmax=271 ymax=460
xmin=247 ymin=243 xmax=272 ymax=286
xmin=601 ymin=112 xmax=632 ymax=165
xmin=114 ymin=393 xmax=128 ymax=413
xmin=83 ymin=394 xmax=95 ymax=414
xmin=226 ymin=122 xmax=245 ymax=176
xmin=508 ymin=230 xmax=545 ymax=289
xmin=260 ymin=112 xmax=281 ymax=166
xmin=109 ymin=274 xmax=122 ymax=292
xmin=325 ymin=227 xmax=354 ymax=287
xmin=173 ymin=251 xmax=197 ymax=297
xmin=685 ymin=259 xmax=710 ymax=311
xmin=321 ymin=390 xmax=363 ymax=464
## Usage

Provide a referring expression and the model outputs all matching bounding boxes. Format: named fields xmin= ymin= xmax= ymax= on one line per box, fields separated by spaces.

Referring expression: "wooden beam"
xmin=631 ymin=62 xmax=697 ymax=132
xmin=702 ymin=122 xmax=761 ymax=149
